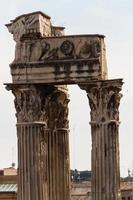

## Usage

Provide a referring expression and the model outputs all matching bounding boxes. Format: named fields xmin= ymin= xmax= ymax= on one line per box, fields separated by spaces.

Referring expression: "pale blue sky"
xmin=0 ymin=0 xmax=133 ymax=177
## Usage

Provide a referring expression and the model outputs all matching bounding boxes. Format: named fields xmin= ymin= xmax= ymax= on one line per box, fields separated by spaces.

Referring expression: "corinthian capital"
xmin=6 ymin=84 xmax=69 ymax=129
xmin=45 ymin=88 xmax=69 ymax=129
xmin=12 ymin=85 xmax=48 ymax=124
xmin=79 ymin=79 xmax=123 ymax=122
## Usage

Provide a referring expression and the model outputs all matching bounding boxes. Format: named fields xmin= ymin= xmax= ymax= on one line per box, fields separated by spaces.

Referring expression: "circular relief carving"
xmin=79 ymin=42 xmax=92 ymax=59
xmin=60 ymin=40 xmax=74 ymax=56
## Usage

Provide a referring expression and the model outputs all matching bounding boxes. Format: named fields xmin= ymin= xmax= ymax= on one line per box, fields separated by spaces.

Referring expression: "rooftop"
xmin=0 ymin=184 xmax=17 ymax=193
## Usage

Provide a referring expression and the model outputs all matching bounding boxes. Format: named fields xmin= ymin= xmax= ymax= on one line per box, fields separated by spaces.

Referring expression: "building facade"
xmin=0 ymin=167 xmax=17 ymax=200
xmin=0 ymin=168 xmax=133 ymax=200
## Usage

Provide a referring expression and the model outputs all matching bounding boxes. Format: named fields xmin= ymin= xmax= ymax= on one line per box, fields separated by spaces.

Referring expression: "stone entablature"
xmin=8 ymin=35 xmax=107 ymax=84
xmin=6 ymin=12 xmax=107 ymax=84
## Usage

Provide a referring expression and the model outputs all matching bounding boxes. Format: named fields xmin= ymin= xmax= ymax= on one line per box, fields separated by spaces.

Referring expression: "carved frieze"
xmin=60 ymin=40 xmax=74 ymax=57
xmin=12 ymin=36 xmax=102 ymax=63
xmin=9 ymin=35 xmax=107 ymax=83
xmin=79 ymin=79 xmax=123 ymax=122
xmin=79 ymin=40 xmax=100 ymax=59
xmin=7 ymin=12 xmax=108 ymax=83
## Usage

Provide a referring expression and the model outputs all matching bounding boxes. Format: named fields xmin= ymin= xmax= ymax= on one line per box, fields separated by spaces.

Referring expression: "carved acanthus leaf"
xmin=12 ymin=85 xmax=69 ymax=129
xmin=79 ymin=80 xmax=123 ymax=122
xmin=13 ymin=87 xmax=48 ymax=124
xmin=46 ymin=89 xmax=69 ymax=129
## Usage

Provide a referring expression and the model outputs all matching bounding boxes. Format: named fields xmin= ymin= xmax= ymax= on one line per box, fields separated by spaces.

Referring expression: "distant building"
xmin=121 ymin=176 xmax=133 ymax=200
xmin=71 ymin=181 xmax=91 ymax=200
xmin=71 ymin=181 xmax=133 ymax=200
xmin=0 ymin=166 xmax=17 ymax=200
xmin=71 ymin=170 xmax=133 ymax=200
xmin=121 ymin=182 xmax=133 ymax=200
xmin=71 ymin=169 xmax=92 ymax=182
xmin=0 ymin=168 xmax=133 ymax=200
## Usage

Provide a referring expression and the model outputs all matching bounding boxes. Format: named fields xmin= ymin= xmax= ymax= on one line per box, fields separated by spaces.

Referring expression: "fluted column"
xmin=10 ymin=84 xmax=50 ymax=200
xmin=45 ymin=87 xmax=70 ymax=200
xmin=7 ymin=84 xmax=70 ymax=200
xmin=17 ymin=123 xmax=47 ymax=200
xmin=79 ymin=79 xmax=123 ymax=200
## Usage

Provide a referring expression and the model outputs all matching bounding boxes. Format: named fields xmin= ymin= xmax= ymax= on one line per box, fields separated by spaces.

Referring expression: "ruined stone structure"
xmin=6 ymin=11 xmax=123 ymax=200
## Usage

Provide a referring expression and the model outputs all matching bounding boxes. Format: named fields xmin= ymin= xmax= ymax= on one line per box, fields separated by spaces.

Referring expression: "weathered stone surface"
xmin=6 ymin=11 xmax=65 ymax=42
xmin=9 ymin=35 xmax=107 ymax=83
xmin=7 ymin=83 xmax=70 ymax=200
xmin=6 ymin=11 xmax=123 ymax=200
xmin=79 ymin=79 xmax=123 ymax=200
xmin=6 ymin=12 xmax=107 ymax=84
xmin=79 ymin=79 xmax=123 ymax=122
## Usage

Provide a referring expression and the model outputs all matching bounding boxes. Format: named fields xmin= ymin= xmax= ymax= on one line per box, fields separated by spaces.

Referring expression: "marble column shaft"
xmin=45 ymin=87 xmax=71 ymax=200
xmin=9 ymin=84 xmax=70 ymax=200
xmin=79 ymin=79 xmax=123 ymax=200
xmin=46 ymin=129 xmax=70 ymax=200
xmin=17 ymin=123 xmax=47 ymax=200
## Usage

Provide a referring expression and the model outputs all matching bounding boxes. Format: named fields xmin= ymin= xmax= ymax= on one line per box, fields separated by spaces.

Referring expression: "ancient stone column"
xmin=7 ymin=84 xmax=70 ymax=200
xmin=79 ymin=79 xmax=123 ymax=200
xmin=45 ymin=85 xmax=71 ymax=200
